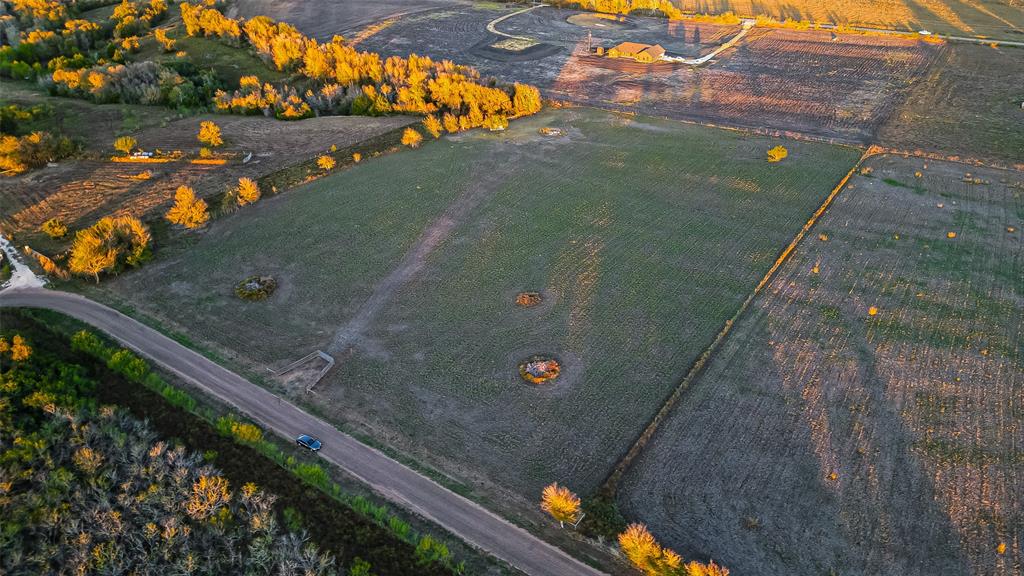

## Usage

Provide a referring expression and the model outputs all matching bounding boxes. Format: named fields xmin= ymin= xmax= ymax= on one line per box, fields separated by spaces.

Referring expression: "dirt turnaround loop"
xmin=566 ymin=12 xmax=637 ymax=31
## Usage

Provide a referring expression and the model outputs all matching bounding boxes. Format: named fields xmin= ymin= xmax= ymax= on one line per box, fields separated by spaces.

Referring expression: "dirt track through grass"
xmin=327 ymin=156 xmax=516 ymax=357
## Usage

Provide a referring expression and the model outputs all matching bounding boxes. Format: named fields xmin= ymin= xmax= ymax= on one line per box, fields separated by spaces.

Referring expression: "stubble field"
xmin=620 ymin=155 xmax=1023 ymax=576
xmin=666 ymin=0 xmax=1024 ymax=39
xmin=90 ymin=108 xmax=863 ymax=506
xmin=877 ymin=42 xmax=1024 ymax=164
xmin=353 ymin=5 xmax=940 ymax=143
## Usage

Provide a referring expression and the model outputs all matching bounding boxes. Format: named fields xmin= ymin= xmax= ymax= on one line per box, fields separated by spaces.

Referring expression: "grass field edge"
xmin=599 ymin=145 xmax=877 ymax=497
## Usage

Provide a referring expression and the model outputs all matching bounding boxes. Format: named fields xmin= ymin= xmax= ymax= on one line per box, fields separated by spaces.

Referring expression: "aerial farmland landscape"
xmin=0 ymin=0 xmax=1020 ymax=575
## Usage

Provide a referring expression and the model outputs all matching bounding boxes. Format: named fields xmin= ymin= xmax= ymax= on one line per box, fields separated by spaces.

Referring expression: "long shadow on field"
xmin=618 ymin=287 xmax=971 ymax=575
xmin=816 ymin=311 xmax=969 ymax=574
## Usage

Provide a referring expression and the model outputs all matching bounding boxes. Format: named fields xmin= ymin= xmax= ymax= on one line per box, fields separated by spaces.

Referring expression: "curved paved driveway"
xmin=0 ymin=287 xmax=606 ymax=576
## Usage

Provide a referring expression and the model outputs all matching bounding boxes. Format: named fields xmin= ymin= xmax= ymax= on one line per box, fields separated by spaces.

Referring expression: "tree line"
xmin=0 ymin=327 xmax=342 ymax=575
xmin=179 ymin=2 xmax=542 ymax=132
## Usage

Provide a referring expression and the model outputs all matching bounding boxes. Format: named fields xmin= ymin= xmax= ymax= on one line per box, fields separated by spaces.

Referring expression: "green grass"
xmin=94 ymin=108 xmax=862 ymax=499
xmin=132 ymin=26 xmax=289 ymax=88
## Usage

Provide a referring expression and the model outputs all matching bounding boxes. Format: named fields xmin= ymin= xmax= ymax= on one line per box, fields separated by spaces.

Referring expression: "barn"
xmin=606 ymin=41 xmax=666 ymax=63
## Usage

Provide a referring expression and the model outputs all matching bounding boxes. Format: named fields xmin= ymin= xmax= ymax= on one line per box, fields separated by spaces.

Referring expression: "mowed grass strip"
xmin=96 ymin=108 xmax=861 ymax=505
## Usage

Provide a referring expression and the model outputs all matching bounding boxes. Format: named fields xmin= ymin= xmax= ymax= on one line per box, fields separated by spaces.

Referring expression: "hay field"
xmin=92 ymin=108 xmax=862 ymax=505
xmin=620 ymin=155 xmax=1023 ymax=575
xmin=669 ymin=0 xmax=1024 ymax=39
xmin=877 ymin=43 xmax=1024 ymax=164
xmin=353 ymin=6 xmax=939 ymax=143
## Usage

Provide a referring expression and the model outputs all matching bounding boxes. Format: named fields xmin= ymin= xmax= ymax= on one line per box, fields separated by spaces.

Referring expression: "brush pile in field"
xmin=520 ymin=356 xmax=561 ymax=384
xmin=236 ymin=275 xmax=277 ymax=300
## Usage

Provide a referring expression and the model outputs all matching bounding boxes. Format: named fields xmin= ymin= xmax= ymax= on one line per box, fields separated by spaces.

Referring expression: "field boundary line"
xmin=546 ymin=100 xmax=869 ymax=148
xmin=599 ymin=147 xmax=878 ymax=497
xmin=867 ymin=145 xmax=1024 ymax=173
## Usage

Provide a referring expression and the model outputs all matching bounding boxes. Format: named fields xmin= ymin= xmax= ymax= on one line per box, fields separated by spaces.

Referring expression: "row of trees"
xmin=0 ymin=330 xmax=341 ymax=575
xmin=179 ymin=2 xmax=543 ymax=131
xmin=540 ymin=483 xmax=729 ymax=576
xmin=544 ymin=0 xmax=687 ymax=19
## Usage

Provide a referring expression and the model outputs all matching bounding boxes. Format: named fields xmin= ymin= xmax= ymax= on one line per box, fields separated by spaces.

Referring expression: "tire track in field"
xmin=325 ymin=153 xmax=514 ymax=360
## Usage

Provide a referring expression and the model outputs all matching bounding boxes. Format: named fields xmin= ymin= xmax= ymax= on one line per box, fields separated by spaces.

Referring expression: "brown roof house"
xmin=606 ymin=41 xmax=666 ymax=63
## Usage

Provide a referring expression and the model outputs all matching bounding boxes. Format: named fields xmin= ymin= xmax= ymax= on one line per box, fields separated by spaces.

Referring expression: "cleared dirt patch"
xmin=620 ymin=155 xmax=1023 ymax=576
xmin=515 ymin=292 xmax=543 ymax=307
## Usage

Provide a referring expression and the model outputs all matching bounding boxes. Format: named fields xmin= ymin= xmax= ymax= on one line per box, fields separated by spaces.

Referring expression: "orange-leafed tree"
xmin=0 ymin=334 xmax=33 ymax=361
xmin=317 ymin=155 xmax=335 ymax=170
xmin=766 ymin=145 xmax=788 ymax=163
xmin=185 ymin=475 xmax=231 ymax=520
xmin=540 ymin=482 xmax=581 ymax=527
xmin=155 ymin=27 xmax=176 ymax=51
xmin=166 ymin=185 xmax=210 ymax=229
xmin=68 ymin=215 xmax=151 ymax=281
xmin=686 ymin=560 xmax=730 ymax=576
xmin=198 ymin=121 xmax=223 ymax=147
xmin=423 ymin=114 xmax=442 ymax=138
xmin=114 ymin=135 xmax=136 ymax=155
xmin=401 ymin=127 xmax=423 ymax=148
xmin=512 ymin=82 xmax=542 ymax=116
xmin=235 ymin=177 xmax=260 ymax=206
xmin=618 ymin=523 xmax=682 ymax=576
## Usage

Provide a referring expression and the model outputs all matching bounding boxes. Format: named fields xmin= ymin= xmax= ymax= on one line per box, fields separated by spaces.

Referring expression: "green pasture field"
xmin=93 ymin=107 xmax=862 ymax=504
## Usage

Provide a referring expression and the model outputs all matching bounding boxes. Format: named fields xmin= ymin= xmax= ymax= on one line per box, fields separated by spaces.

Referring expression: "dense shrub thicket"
xmin=0 ymin=103 xmax=77 ymax=174
xmin=0 ymin=329 xmax=340 ymax=575
xmin=1 ymin=0 xmax=221 ymax=107
xmin=67 ymin=214 xmax=151 ymax=281
xmin=2 ymin=312 xmax=465 ymax=574
xmin=0 ymin=128 xmax=75 ymax=173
